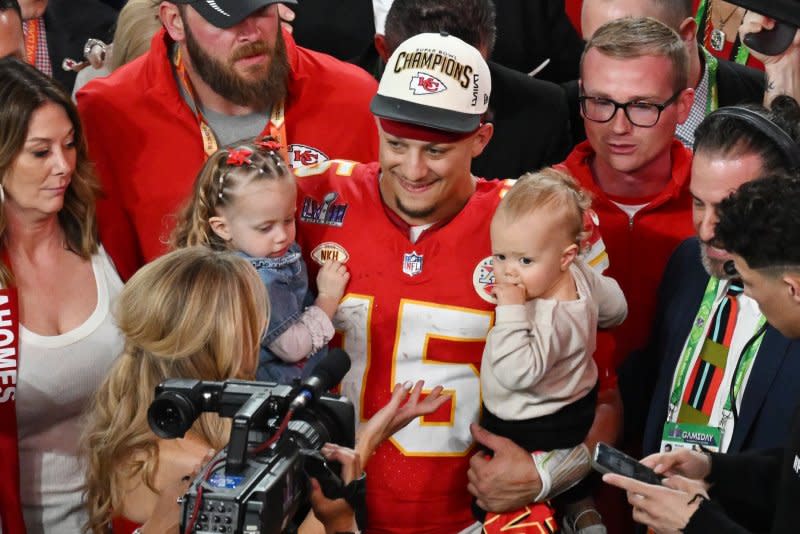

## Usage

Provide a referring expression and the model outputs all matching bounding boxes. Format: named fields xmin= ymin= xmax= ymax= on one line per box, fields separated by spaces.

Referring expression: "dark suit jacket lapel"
xmin=729 ymin=328 xmax=791 ymax=452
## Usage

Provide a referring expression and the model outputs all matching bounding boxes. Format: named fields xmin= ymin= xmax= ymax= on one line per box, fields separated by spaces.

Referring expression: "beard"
xmin=394 ymin=196 xmax=438 ymax=221
xmin=699 ymin=241 xmax=730 ymax=279
xmin=183 ymin=20 xmax=289 ymax=110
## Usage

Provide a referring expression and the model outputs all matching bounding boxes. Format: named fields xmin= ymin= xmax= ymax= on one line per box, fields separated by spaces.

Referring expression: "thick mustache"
xmin=230 ymin=41 xmax=270 ymax=62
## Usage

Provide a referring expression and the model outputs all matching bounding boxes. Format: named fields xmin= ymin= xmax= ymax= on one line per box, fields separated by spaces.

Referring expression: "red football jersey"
xmin=296 ymin=161 xmax=509 ymax=533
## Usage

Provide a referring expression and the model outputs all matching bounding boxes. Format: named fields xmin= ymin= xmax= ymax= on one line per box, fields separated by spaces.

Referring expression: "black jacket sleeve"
xmin=706 ymin=448 xmax=784 ymax=518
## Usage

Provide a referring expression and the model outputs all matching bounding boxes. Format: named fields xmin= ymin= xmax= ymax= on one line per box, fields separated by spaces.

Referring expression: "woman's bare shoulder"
xmin=117 ymin=435 xmax=212 ymax=523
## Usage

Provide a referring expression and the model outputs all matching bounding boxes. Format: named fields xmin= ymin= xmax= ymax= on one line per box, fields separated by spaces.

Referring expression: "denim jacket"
xmin=240 ymin=243 xmax=326 ymax=384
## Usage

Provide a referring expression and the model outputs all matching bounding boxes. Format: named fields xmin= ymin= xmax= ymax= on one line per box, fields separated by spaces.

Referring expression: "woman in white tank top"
xmin=0 ymin=58 xmax=124 ymax=534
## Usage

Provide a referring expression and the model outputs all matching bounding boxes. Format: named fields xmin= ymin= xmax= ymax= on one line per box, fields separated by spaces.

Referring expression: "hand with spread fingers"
xmin=355 ymin=380 xmax=451 ymax=465
xmin=602 ymin=472 xmax=708 ymax=534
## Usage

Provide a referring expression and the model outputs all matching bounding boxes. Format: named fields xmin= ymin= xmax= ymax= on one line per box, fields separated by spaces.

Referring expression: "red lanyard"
xmin=173 ymin=48 xmax=290 ymax=162
xmin=0 ymin=251 xmax=26 ymax=534
xmin=24 ymin=18 xmax=40 ymax=67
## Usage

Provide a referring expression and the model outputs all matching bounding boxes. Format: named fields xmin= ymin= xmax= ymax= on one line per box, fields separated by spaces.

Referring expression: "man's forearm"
xmin=585 ymin=386 xmax=623 ymax=449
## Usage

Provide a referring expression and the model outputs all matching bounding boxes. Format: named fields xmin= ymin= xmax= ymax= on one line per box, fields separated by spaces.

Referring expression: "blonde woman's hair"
xmin=0 ymin=58 xmax=100 ymax=286
xmin=109 ymin=0 xmax=161 ymax=71
xmin=171 ymin=137 xmax=293 ymax=250
xmin=581 ymin=16 xmax=689 ymax=93
xmin=495 ymin=167 xmax=591 ymax=245
xmin=82 ymin=247 xmax=269 ymax=534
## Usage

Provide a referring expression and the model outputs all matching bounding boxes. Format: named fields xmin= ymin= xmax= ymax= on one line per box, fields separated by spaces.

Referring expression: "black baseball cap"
xmin=726 ymin=0 xmax=800 ymax=28
xmin=172 ymin=0 xmax=297 ymax=29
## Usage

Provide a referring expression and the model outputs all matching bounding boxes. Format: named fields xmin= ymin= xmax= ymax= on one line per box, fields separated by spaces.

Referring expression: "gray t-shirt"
xmin=201 ymin=106 xmax=269 ymax=147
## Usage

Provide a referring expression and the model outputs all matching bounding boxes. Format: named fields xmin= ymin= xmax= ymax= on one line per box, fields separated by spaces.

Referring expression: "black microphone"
xmin=289 ymin=348 xmax=351 ymax=412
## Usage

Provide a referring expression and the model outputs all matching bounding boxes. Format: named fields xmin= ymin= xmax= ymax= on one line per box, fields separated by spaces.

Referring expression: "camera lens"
xmin=147 ymin=391 xmax=198 ymax=439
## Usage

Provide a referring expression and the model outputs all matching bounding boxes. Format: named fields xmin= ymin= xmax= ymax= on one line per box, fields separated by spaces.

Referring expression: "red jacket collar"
xmin=560 ymin=139 xmax=693 ymax=211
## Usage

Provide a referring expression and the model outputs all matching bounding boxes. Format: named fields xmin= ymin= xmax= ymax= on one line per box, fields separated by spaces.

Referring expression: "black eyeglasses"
xmin=578 ymin=89 xmax=683 ymax=128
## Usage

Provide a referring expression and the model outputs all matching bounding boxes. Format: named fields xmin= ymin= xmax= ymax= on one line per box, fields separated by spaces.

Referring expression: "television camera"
xmin=147 ymin=349 xmax=355 ymax=534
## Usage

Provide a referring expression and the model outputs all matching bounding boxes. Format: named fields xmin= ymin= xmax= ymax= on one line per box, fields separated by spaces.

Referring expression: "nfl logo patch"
xmin=402 ymin=252 xmax=424 ymax=277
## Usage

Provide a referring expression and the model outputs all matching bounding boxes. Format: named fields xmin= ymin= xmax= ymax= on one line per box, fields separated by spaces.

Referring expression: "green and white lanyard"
xmin=667 ymin=277 xmax=767 ymax=428
xmin=701 ymin=47 xmax=720 ymax=115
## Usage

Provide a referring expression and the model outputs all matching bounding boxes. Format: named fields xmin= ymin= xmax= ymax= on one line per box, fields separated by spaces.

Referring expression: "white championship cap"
xmin=370 ymin=32 xmax=491 ymax=133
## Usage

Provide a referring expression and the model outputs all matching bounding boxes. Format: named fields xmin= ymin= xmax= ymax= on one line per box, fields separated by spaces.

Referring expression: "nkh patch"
xmin=472 ymin=255 xmax=496 ymax=304
xmin=409 ymin=72 xmax=447 ymax=95
xmin=402 ymin=251 xmax=424 ymax=277
xmin=310 ymin=242 xmax=350 ymax=266
xmin=288 ymin=144 xmax=329 ymax=169
xmin=300 ymin=191 xmax=348 ymax=227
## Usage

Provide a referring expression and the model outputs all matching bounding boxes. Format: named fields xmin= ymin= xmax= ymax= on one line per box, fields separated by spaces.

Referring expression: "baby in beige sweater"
xmin=478 ymin=168 xmax=627 ymax=533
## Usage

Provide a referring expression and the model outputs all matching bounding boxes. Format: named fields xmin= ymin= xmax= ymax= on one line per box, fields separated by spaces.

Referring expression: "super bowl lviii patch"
xmin=402 ymin=251 xmax=424 ymax=277
xmin=473 ymin=256 xmax=496 ymax=304
xmin=310 ymin=242 xmax=350 ymax=266
xmin=301 ymin=192 xmax=348 ymax=227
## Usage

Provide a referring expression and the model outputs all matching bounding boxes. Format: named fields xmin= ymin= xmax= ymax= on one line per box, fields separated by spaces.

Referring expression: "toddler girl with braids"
xmin=173 ymin=137 xmax=349 ymax=383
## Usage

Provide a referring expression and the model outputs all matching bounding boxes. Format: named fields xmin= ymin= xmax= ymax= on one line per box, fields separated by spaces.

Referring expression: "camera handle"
xmin=227 ymin=391 xmax=274 ymax=474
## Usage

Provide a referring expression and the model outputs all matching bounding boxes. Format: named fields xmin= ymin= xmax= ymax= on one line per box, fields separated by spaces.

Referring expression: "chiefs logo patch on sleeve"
xmin=288 ymin=144 xmax=329 ymax=169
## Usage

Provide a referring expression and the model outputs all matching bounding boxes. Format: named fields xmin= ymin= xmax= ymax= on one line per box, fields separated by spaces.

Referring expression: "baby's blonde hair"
xmin=495 ymin=167 xmax=591 ymax=245
xmin=171 ymin=137 xmax=293 ymax=250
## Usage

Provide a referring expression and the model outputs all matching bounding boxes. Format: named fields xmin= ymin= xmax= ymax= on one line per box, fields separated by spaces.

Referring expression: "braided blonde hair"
xmin=171 ymin=137 xmax=293 ymax=250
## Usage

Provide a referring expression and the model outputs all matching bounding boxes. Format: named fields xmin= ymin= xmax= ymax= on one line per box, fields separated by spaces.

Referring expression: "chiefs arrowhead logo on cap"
xmin=311 ymin=242 xmax=350 ymax=266
xmin=409 ymin=73 xmax=447 ymax=95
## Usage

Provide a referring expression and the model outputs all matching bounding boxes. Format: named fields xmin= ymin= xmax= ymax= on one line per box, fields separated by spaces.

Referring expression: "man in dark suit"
xmin=619 ymin=99 xmax=800 ymax=532
xmin=567 ymin=0 xmax=765 ymax=146
xmin=377 ymin=0 xmax=572 ymax=180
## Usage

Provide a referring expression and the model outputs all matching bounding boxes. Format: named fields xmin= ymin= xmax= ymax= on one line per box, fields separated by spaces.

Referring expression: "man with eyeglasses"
xmin=556 ymin=15 xmax=695 ymax=472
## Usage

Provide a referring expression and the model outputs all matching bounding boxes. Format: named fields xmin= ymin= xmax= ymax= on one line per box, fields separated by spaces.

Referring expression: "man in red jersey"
xmin=295 ymin=32 xmax=505 ymax=533
xmin=299 ymin=26 xmax=635 ymax=532
xmin=76 ymin=0 xmax=379 ymax=279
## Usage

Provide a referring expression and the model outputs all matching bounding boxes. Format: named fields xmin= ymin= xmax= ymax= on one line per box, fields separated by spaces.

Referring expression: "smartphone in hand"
xmin=591 ymin=442 xmax=663 ymax=485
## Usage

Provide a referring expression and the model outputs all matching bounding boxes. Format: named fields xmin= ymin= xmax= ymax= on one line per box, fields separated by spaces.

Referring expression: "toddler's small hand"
xmin=492 ymin=282 xmax=526 ymax=305
xmin=317 ymin=260 xmax=350 ymax=302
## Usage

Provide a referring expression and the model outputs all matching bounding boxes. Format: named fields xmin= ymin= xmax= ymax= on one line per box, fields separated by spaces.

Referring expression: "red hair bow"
xmin=226 ymin=148 xmax=253 ymax=166
xmin=257 ymin=139 xmax=282 ymax=152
